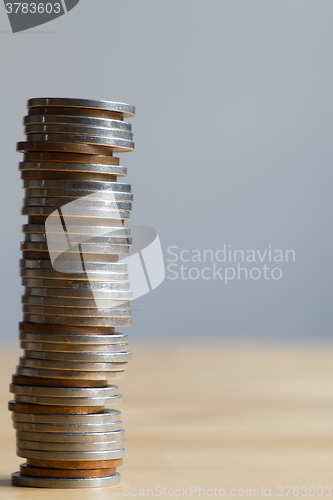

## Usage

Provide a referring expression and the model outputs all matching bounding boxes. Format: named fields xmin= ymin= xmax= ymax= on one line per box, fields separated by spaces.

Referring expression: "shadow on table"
xmin=0 ymin=478 xmax=11 ymax=487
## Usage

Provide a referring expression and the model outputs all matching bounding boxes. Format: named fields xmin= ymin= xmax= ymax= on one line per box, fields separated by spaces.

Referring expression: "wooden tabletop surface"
xmin=0 ymin=343 xmax=332 ymax=499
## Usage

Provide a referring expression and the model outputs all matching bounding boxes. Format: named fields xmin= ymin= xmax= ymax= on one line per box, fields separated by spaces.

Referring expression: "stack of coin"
xmin=9 ymin=98 xmax=135 ymax=488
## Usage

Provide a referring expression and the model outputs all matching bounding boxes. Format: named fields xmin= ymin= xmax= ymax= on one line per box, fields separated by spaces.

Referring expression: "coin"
xmin=9 ymin=401 xmax=104 ymax=414
xmin=20 ymin=269 xmax=129 ymax=282
xmin=13 ymin=421 xmax=123 ymax=433
xmin=25 ymin=282 xmax=133 ymax=300
xmin=12 ymin=409 xmax=121 ymax=424
xmin=21 ymin=171 xmax=119 ymax=183
xmin=24 ymin=114 xmax=131 ymax=131
xmin=19 ymin=321 xmax=119 ymax=335
xmin=22 ymin=305 xmax=131 ymax=317
xmin=23 ymin=189 xmax=134 ymax=201
xmin=11 ymin=471 xmax=121 ymax=488
xmin=23 ymin=350 xmax=132 ymax=362
xmin=16 ymin=439 xmax=126 ymax=452
xmin=17 ymin=430 xmax=125 ymax=443
xmin=19 ymin=463 xmax=117 ymax=479
xmin=25 ymin=124 xmax=133 ymax=141
xmin=22 ymin=225 xmax=131 ymax=236
xmin=12 ymin=374 xmax=109 ymax=388
xmin=24 ymin=178 xmax=131 ymax=190
xmin=27 ymin=98 xmax=135 ymax=116
xmin=14 ymin=394 xmax=122 ymax=406
xmin=17 ymin=141 xmax=115 ymax=155
xmin=18 ymin=331 xmax=127 ymax=344
xmin=23 ymin=199 xmax=132 ymax=212
xmin=20 ymin=161 xmax=127 ymax=176
xmin=16 ymin=365 xmax=125 ymax=380
xmin=20 ymin=258 xmax=128 ymax=272
xmin=21 ymin=297 xmax=130 ymax=310
xmin=22 ymin=208 xmax=131 ymax=220
xmin=10 ymin=384 xmax=119 ymax=397
xmin=26 ymin=458 xmax=123 ymax=469
xmin=17 ymin=449 xmax=127 ymax=461
xmin=24 ymin=288 xmax=132 ymax=300
xmin=27 ymin=134 xmax=134 ymax=152
xmin=23 ymin=314 xmax=132 ymax=327
xmin=21 ymin=244 xmax=130 ymax=256
xmin=20 ymin=342 xmax=129 ymax=353
xmin=23 ymin=151 xmax=120 ymax=164
xmin=22 ymin=278 xmax=130 ymax=291
xmin=25 ymin=232 xmax=131 ymax=245
xmin=19 ymin=357 xmax=128 ymax=372
xmin=28 ymin=106 xmax=124 ymax=121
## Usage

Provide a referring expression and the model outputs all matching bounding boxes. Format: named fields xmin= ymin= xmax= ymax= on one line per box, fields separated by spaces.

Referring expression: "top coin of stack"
xmin=9 ymin=98 xmax=135 ymax=489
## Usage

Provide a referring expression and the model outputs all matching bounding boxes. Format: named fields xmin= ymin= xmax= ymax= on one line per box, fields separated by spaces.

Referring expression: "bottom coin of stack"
xmin=9 ymin=324 xmax=131 ymax=488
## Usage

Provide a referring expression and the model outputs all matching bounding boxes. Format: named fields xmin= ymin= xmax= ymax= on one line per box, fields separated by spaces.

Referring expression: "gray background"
xmin=0 ymin=0 xmax=331 ymax=344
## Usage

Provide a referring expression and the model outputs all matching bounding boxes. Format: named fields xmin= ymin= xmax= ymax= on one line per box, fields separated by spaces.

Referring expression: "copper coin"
xmin=24 ymin=152 xmax=119 ymax=165
xmin=12 ymin=375 xmax=108 ymax=388
xmin=17 ymin=141 xmax=114 ymax=156
xmin=21 ymin=171 xmax=118 ymax=182
xmin=8 ymin=401 xmax=104 ymax=414
xmin=26 ymin=458 xmax=123 ymax=469
xmin=22 ymin=250 xmax=49 ymax=259
xmin=19 ymin=464 xmax=117 ymax=479
xmin=28 ymin=107 xmax=124 ymax=121
xmin=19 ymin=322 xmax=116 ymax=335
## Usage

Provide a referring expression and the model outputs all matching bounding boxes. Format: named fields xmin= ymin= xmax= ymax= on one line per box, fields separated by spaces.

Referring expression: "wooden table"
xmin=0 ymin=344 xmax=332 ymax=499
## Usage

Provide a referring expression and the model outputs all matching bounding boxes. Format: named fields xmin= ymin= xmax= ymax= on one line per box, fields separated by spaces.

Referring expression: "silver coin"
xmin=24 ymin=233 xmax=132 ymax=244
xmin=21 ymin=243 xmax=130 ymax=255
xmin=20 ymin=162 xmax=127 ymax=176
xmin=24 ymin=350 xmax=132 ymax=362
xmin=12 ymin=409 xmax=121 ymax=424
xmin=23 ymin=224 xmax=132 ymax=236
xmin=22 ymin=297 xmax=130 ymax=310
xmin=24 ymin=198 xmax=132 ymax=211
xmin=25 ymin=124 xmax=133 ymax=141
xmin=17 ymin=448 xmax=127 ymax=460
xmin=26 ymin=134 xmax=134 ymax=152
xmin=20 ymin=270 xmax=128 ymax=282
xmin=22 ymin=279 xmax=130 ymax=291
xmin=22 ymin=305 xmax=131 ymax=317
xmin=20 ymin=341 xmax=129 ymax=353
xmin=14 ymin=394 xmax=122 ymax=406
xmin=13 ymin=421 xmax=123 ymax=433
xmin=27 ymin=97 xmax=135 ymax=117
xmin=10 ymin=384 xmax=119 ymax=398
xmin=11 ymin=471 xmax=121 ymax=489
xmin=16 ymin=365 xmax=125 ymax=380
xmin=22 ymin=314 xmax=132 ymax=327
xmin=20 ymin=269 xmax=128 ymax=281
xmin=24 ymin=114 xmax=131 ymax=130
xmin=24 ymin=179 xmax=131 ymax=192
xmin=24 ymin=288 xmax=132 ymax=301
xmin=22 ymin=208 xmax=131 ymax=220
xmin=20 ymin=258 xmax=128 ymax=272
xmin=23 ymin=189 xmax=134 ymax=201
xmin=16 ymin=439 xmax=126 ymax=452
xmin=19 ymin=357 xmax=128 ymax=372
xmin=16 ymin=430 xmax=125 ymax=443
xmin=19 ymin=332 xmax=128 ymax=344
